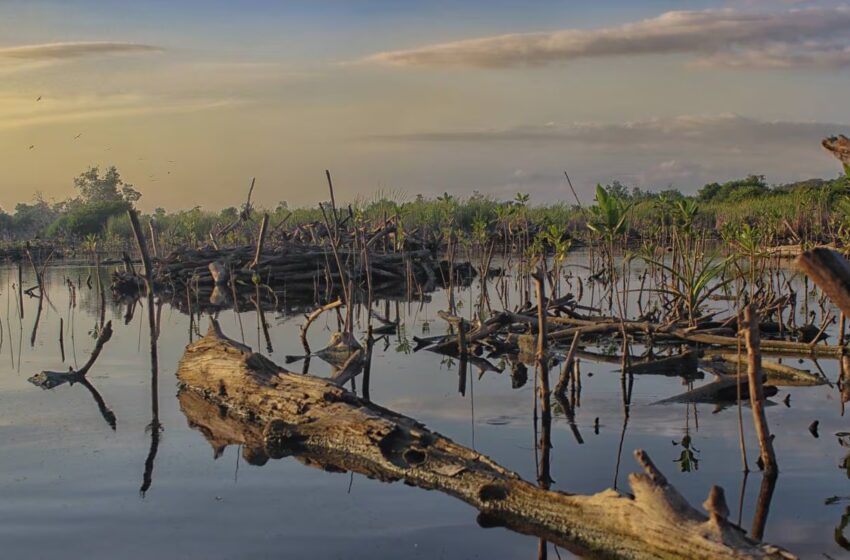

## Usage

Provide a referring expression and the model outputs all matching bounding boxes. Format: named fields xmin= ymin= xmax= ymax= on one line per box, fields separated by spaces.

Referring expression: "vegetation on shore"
xmin=1 ymin=160 xmax=849 ymax=257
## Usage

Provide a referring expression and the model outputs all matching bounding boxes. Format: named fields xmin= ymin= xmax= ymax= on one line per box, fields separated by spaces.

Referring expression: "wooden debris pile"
xmin=112 ymin=243 xmax=445 ymax=300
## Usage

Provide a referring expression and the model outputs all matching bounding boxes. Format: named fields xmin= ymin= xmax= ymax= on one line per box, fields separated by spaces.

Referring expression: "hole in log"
xmin=263 ymin=419 xmax=305 ymax=459
xmin=218 ymin=381 xmax=227 ymax=397
xmin=403 ymin=448 xmax=426 ymax=466
xmin=479 ymin=484 xmax=509 ymax=502
xmin=378 ymin=426 xmax=417 ymax=468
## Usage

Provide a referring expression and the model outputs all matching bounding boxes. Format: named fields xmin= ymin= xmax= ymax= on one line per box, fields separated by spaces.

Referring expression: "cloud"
xmin=0 ymin=93 xmax=240 ymax=130
xmin=0 ymin=42 xmax=161 ymax=75
xmin=0 ymin=41 xmax=161 ymax=61
xmin=365 ymin=114 xmax=848 ymax=197
xmin=368 ymin=114 xmax=846 ymax=153
xmin=694 ymin=43 xmax=850 ymax=68
xmin=364 ymin=7 xmax=850 ymax=69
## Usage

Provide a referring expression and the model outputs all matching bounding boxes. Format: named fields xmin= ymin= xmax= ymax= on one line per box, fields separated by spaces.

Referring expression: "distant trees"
xmin=74 ymin=166 xmax=141 ymax=205
xmin=47 ymin=166 xmax=141 ymax=238
xmin=697 ymin=175 xmax=769 ymax=203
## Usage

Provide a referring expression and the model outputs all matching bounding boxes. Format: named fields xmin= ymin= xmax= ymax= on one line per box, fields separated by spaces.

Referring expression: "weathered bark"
xmin=176 ymin=323 xmax=794 ymax=560
xmin=796 ymin=248 xmax=850 ymax=321
xmin=823 ymin=135 xmax=850 ymax=168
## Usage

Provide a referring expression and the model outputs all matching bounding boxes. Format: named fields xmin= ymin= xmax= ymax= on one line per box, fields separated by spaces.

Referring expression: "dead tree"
xmin=176 ymin=322 xmax=794 ymax=560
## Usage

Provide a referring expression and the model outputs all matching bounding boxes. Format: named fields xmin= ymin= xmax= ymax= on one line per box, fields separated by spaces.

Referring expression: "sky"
xmin=1 ymin=0 xmax=850 ymax=211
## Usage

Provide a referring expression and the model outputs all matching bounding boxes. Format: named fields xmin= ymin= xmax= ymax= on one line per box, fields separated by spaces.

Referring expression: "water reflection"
xmin=2 ymin=257 xmax=850 ymax=558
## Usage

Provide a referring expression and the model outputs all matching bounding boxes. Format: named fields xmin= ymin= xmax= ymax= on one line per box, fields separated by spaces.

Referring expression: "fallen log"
xmin=796 ymin=247 xmax=850 ymax=321
xmin=176 ymin=322 xmax=794 ymax=560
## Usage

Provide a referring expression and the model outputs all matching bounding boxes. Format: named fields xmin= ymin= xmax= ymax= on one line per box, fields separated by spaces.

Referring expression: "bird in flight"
xmin=35 ymin=96 xmax=42 ymax=102
xmin=28 ymin=145 xmax=35 ymax=150
xmin=74 ymin=133 xmax=82 ymax=140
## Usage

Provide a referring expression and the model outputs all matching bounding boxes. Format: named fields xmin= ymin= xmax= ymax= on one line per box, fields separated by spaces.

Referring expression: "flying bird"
xmin=27 ymin=145 xmax=34 ymax=150
xmin=35 ymin=96 xmax=42 ymax=102
xmin=74 ymin=133 xmax=82 ymax=139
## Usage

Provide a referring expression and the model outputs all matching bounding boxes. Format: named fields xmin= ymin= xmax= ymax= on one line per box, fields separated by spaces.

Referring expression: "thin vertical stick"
xmin=148 ymin=218 xmax=160 ymax=260
xmin=251 ymin=213 xmax=269 ymax=270
xmin=533 ymin=268 xmax=552 ymax=488
xmin=743 ymin=305 xmax=777 ymax=475
xmin=735 ymin=331 xmax=750 ymax=473
xmin=325 ymin=170 xmax=339 ymax=239
xmin=59 ymin=317 xmax=65 ymax=362
xmin=17 ymin=263 xmax=23 ymax=319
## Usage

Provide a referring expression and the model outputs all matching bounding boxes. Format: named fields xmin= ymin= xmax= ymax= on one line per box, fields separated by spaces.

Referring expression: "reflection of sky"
xmin=0 ymin=256 xmax=848 ymax=558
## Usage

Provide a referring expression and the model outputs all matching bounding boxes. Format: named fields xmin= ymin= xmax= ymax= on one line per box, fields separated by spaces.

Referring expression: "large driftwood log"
xmin=823 ymin=135 xmax=850 ymax=168
xmin=797 ymin=248 xmax=850 ymax=320
xmin=176 ymin=323 xmax=794 ymax=560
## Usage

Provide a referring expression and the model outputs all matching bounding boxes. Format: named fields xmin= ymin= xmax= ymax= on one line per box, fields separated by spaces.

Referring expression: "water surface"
xmin=0 ymin=260 xmax=847 ymax=559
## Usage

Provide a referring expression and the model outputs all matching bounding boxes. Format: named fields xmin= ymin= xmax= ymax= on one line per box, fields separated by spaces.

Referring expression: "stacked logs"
xmin=111 ymin=243 xmax=444 ymax=301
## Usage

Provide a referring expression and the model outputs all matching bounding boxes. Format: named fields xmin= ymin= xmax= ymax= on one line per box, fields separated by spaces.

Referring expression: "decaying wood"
xmin=299 ymin=298 xmax=343 ymax=354
xmin=796 ymin=248 xmax=850 ymax=321
xmin=176 ymin=323 xmax=794 ymax=560
xmin=823 ymin=135 xmax=850 ymax=168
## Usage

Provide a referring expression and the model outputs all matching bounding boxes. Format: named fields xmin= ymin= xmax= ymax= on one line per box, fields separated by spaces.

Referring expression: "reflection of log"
xmin=702 ymin=354 xmax=826 ymax=387
xmin=575 ymin=349 xmax=704 ymax=380
xmin=176 ymin=324 xmax=794 ymax=560
xmin=655 ymin=376 xmax=778 ymax=405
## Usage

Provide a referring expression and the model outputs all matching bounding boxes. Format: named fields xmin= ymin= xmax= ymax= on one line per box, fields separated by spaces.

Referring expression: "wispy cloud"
xmin=366 ymin=114 xmax=848 ymax=196
xmin=0 ymin=41 xmax=162 ymax=74
xmin=0 ymin=93 xmax=240 ymax=130
xmin=368 ymin=114 xmax=846 ymax=151
xmin=694 ymin=43 xmax=850 ymax=68
xmin=0 ymin=41 xmax=161 ymax=60
xmin=364 ymin=6 xmax=850 ymax=69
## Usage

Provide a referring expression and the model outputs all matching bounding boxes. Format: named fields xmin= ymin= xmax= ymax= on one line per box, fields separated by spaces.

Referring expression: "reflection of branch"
xmin=836 ymin=506 xmax=850 ymax=552
xmin=29 ymin=320 xmax=113 ymax=387
xmin=139 ymin=421 xmax=161 ymax=497
xmin=129 ymin=209 xmax=162 ymax=498
xmin=29 ymin=290 xmax=43 ymax=347
xmin=27 ymin=322 xmax=117 ymax=430
xmin=751 ymin=472 xmax=778 ymax=542
xmin=553 ymin=392 xmax=584 ymax=445
xmin=77 ymin=377 xmax=117 ymax=430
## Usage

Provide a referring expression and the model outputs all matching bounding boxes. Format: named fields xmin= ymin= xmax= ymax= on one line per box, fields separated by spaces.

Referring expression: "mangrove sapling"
xmin=632 ymin=241 xmax=733 ymax=327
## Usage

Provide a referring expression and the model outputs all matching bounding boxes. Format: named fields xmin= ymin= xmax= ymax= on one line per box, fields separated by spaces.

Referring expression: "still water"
xmin=0 ymin=261 xmax=847 ymax=559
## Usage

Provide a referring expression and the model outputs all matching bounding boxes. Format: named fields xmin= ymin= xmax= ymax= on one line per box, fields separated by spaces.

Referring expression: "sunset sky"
xmin=2 ymin=0 xmax=850 ymax=211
